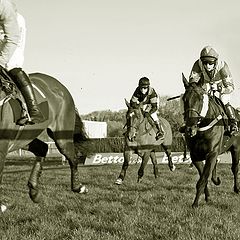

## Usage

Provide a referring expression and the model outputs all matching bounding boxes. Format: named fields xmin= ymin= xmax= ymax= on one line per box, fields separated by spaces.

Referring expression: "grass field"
xmin=0 ymin=162 xmax=240 ymax=240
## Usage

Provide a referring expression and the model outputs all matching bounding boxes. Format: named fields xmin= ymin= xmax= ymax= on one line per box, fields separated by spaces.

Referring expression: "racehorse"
xmin=0 ymin=72 xmax=90 ymax=209
xmin=115 ymin=100 xmax=175 ymax=185
xmin=182 ymin=73 xmax=240 ymax=208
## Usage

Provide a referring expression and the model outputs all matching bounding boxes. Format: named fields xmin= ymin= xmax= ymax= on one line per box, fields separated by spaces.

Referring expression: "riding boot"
xmin=154 ymin=120 xmax=164 ymax=140
xmin=225 ymin=103 xmax=238 ymax=135
xmin=8 ymin=68 xmax=44 ymax=125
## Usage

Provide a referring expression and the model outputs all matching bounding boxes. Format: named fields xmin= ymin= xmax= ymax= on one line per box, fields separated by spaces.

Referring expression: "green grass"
xmin=0 ymin=163 xmax=240 ymax=240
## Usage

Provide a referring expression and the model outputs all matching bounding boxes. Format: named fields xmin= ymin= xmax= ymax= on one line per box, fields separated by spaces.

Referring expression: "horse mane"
xmin=187 ymin=82 xmax=206 ymax=95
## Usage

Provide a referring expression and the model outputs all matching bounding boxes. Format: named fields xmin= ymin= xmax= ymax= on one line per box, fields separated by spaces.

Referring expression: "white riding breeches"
xmin=6 ymin=13 xmax=26 ymax=71
xmin=150 ymin=112 xmax=158 ymax=121
xmin=6 ymin=48 xmax=24 ymax=70
xmin=220 ymin=93 xmax=230 ymax=105
xmin=142 ymin=103 xmax=159 ymax=121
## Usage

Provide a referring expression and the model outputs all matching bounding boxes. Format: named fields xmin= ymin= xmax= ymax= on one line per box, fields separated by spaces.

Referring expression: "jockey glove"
xmin=144 ymin=112 xmax=151 ymax=118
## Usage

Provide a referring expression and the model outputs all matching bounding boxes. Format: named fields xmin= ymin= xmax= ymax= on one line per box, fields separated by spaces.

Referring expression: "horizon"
xmin=16 ymin=0 xmax=240 ymax=114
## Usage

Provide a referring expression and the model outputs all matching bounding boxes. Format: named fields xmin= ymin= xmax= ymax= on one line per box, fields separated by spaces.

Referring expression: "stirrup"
xmin=29 ymin=108 xmax=45 ymax=124
xmin=29 ymin=115 xmax=45 ymax=124
xmin=16 ymin=115 xmax=30 ymax=126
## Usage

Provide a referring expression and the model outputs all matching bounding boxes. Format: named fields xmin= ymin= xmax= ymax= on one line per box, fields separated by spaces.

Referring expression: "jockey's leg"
xmin=151 ymin=112 xmax=164 ymax=140
xmin=154 ymin=120 xmax=164 ymax=140
xmin=8 ymin=68 xmax=44 ymax=125
xmin=221 ymin=94 xmax=238 ymax=135
xmin=225 ymin=103 xmax=238 ymax=135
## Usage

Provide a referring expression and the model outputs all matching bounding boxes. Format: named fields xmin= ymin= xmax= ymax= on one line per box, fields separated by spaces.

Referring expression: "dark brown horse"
xmin=115 ymin=100 xmax=175 ymax=185
xmin=182 ymin=73 xmax=240 ymax=208
xmin=0 ymin=72 xmax=90 ymax=210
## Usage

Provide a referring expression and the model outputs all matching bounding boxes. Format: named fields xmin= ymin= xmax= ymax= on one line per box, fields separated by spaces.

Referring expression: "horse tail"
xmin=74 ymin=108 xmax=94 ymax=158
xmin=74 ymin=108 xmax=89 ymax=142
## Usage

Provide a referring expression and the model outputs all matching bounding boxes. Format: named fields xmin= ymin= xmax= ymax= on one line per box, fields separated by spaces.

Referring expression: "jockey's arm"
xmin=0 ymin=3 xmax=20 ymax=67
xmin=148 ymin=101 xmax=158 ymax=114
xmin=219 ymin=62 xmax=234 ymax=94
xmin=130 ymin=88 xmax=141 ymax=109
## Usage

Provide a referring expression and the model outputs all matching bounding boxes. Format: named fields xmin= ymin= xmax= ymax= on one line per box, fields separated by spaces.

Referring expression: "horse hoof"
xmin=170 ymin=165 xmax=176 ymax=172
xmin=192 ymin=203 xmax=198 ymax=209
xmin=79 ymin=185 xmax=88 ymax=194
xmin=137 ymin=177 xmax=143 ymax=183
xmin=211 ymin=177 xmax=221 ymax=185
xmin=115 ymin=178 xmax=123 ymax=185
xmin=234 ymin=187 xmax=240 ymax=194
xmin=1 ymin=204 xmax=7 ymax=213
xmin=29 ymin=189 xmax=41 ymax=203
xmin=205 ymin=196 xmax=211 ymax=203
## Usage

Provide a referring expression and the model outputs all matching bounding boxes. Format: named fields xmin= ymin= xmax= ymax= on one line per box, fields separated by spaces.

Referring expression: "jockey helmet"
xmin=200 ymin=46 xmax=219 ymax=63
xmin=139 ymin=77 xmax=150 ymax=88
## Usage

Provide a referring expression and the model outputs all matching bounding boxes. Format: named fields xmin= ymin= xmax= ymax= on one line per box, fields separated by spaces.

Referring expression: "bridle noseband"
xmin=184 ymin=91 xmax=209 ymax=136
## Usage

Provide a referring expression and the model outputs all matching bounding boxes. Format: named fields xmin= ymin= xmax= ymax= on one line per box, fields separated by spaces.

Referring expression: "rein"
xmin=185 ymin=93 xmax=222 ymax=132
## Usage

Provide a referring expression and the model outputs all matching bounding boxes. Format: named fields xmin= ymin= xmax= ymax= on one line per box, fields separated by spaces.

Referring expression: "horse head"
xmin=182 ymin=73 xmax=208 ymax=137
xmin=125 ymin=99 xmax=144 ymax=142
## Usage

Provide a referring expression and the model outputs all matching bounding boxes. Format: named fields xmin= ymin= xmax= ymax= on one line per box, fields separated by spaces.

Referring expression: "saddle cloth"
xmin=0 ymin=70 xmax=49 ymax=123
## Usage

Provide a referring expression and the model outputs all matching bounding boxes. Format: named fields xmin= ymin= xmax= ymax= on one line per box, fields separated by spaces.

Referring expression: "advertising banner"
xmin=85 ymin=152 xmax=231 ymax=165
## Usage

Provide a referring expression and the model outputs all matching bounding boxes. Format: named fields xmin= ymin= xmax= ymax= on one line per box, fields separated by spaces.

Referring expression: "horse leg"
xmin=0 ymin=148 xmax=7 ymax=185
xmin=192 ymin=153 xmax=218 ymax=208
xmin=27 ymin=139 xmax=48 ymax=203
xmin=57 ymin=139 xmax=87 ymax=193
xmin=161 ymin=144 xmax=175 ymax=171
xmin=230 ymin=144 xmax=240 ymax=193
xmin=115 ymin=150 xmax=131 ymax=185
xmin=0 ymin=143 xmax=8 ymax=211
xmin=193 ymin=161 xmax=211 ymax=203
xmin=49 ymin=129 xmax=88 ymax=194
xmin=150 ymin=151 xmax=158 ymax=178
xmin=211 ymin=160 xmax=221 ymax=185
xmin=138 ymin=151 xmax=151 ymax=182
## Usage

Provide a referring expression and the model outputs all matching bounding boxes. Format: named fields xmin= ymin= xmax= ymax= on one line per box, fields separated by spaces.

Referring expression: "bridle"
xmin=184 ymin=93 xmax=209 ymax=121
xmin=184 ymin=90 xmax=209 ymax=136
xmin=125 ymin=108 xmax=148 ymax=140
xmin=184 ymin=90 xmax=224 ymax=135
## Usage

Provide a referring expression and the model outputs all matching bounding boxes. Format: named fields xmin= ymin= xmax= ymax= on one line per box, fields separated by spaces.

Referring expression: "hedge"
xmin=82 ymin=137 xmax=186 ymax=153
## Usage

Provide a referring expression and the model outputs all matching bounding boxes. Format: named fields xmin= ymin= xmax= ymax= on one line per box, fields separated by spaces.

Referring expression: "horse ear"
xmin=125 ymin=98 xmax=131 ymax=108
xmin=182 ymin=73 xmax=189 ymax=89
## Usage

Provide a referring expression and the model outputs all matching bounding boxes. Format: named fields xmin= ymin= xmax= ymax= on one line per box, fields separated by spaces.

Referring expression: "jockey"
xmin=189 ymin=45 xmax=238 ymax=135
xmin=0 ymin=0 xmax=44 ymax=125
xmin=130 ymin=77 xmax=164 ymax=140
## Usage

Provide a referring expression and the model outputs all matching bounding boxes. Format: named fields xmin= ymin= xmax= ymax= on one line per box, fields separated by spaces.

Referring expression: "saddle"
xmin=210 ymin=95 xmax=234 ymax=132
xmin=0 ymin=69 xmax=49 ymax=124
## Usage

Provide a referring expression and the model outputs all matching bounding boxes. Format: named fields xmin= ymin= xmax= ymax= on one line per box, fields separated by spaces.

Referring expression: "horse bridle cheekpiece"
xmin=185 ymin=93 xmax=209 ymax=119
xmin=184 ymin=90 xmax=209 ymax=137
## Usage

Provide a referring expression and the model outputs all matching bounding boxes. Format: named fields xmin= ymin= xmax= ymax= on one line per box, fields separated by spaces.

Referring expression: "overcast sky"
xmin=15 ymin=0 xmax=240 ymax=114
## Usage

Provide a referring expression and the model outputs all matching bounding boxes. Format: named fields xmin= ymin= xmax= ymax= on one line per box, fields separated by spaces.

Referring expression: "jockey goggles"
xmin=201 ymin=57 xmax=217 ymax=65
